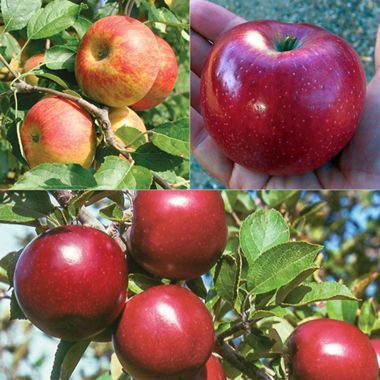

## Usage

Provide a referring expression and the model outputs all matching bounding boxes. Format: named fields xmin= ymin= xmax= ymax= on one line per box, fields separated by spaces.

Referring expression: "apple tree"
xmin=0 ymin=0 xmax=189 ymax=190
xmin=0 ymin=190 xmax=379 ymax=379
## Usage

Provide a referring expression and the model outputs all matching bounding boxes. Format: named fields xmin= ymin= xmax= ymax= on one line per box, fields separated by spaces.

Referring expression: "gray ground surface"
xmin=191 ymin=0 xmax=380 ymax=189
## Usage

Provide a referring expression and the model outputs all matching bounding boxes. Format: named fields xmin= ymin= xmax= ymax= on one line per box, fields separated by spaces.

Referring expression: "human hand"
xmin=191 ymin=0 xmax=380 ymax=189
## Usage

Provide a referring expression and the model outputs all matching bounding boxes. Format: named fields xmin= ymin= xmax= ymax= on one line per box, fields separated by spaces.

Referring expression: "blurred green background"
xmin=191 ymin=0 xmax=380 ymax=189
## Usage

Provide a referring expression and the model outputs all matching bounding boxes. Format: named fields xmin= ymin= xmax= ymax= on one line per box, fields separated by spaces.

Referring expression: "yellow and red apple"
xmin=20 ymin=96 xmax=96 ymax=168
xmin=109 ymin=107 xmax=147 ymax=152
xmin=75 ymin=16 xmax=160 ymax=107
xmin=23 ymin=53 xmax=45 ymax=86
xmin=132 ymin=35 xmax=178 ymax=111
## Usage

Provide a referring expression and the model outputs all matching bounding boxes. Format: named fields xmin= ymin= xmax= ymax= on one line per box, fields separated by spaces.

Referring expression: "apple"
xmin=0 ymin=57 xmax=20 ymax=82
xmin=14 ymin=225 xmax=128 ymax=341
xmin=193 ymin=355 xmax=226 ymax=380
xmin=23 ymin=53 xmax=45 ymax=86
xmin=20 ymin=96 xmax=96 ymax=168
xmin=128 ymin=190 xmax=228 ymax=280
xmin=131 ymin=35 xmax=178 ymax=110
xmin=200 ymin=21 xmax=366 ymax=176
xmin=109 ymin=107 xmax=147 ymax=152
xmin=75 ymin=16 xmax=160 ymax=107
xmin=370 ymin=339 xmax=380 ymax=367
xmin=113 ymin=285 xmax=215 ymax=380
xmin=287 ymin=319 xmax=378 ymax=380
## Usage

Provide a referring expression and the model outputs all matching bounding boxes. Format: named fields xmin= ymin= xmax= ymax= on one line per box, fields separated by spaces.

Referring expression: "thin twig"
xmin=125 ymin=0 xmax=135 ymax=16
xmin=0 ymin=54 xmax=19 ymax=78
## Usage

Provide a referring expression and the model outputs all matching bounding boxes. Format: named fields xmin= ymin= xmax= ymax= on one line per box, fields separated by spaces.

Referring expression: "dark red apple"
xmin=128 ymin=190 xmax=228 ymax=280
xmin=14 ymin=225 xmax=127 ymax=341
xmin=370 ymin=339 xmax=380 ymax=367
xmin=287 ymin=319 xmax=378 ymax=380
xmin=193 ymin=355 xmax=226 ymax=380
xmin=112 ymin=284 xmax=215 ymax=380
xmin=201 ymin=21 xmax=366 ymax=176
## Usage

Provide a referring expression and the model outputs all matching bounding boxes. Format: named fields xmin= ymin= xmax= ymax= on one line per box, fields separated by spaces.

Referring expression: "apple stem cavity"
xmin=275 ymin=35 xmax=298 ymax=52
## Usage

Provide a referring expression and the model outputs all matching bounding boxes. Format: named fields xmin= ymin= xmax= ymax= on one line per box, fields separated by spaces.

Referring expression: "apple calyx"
xmin=275 ymin=35 xmax=298 ymax=52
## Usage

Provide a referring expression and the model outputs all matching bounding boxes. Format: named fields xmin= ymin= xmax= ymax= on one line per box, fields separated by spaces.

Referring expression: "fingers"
xmin=190 ymin=30 xmax=211 ymax=77
xmin=191 ymin=72 xmax=201 ymax=112
xmin=191 ymin=108 xmax=233 ymax=185
xmin=266 ymin=172 xmax=322 ymax=189
xmin=375 ymin=25 xmax=380 ymax=72
xmin=229 ymin=165 xmax=269 ymax=189
xmin=190 ymin=0 xmax=245 ymax=42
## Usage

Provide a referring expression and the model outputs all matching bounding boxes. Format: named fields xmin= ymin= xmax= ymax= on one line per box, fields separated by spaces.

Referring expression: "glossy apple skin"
xmin=370 ymin=339 xmax=380 ymax=367
xmin=193 ymin=355 xmax=226 ymax=380
xmin=75 ymin=16 xmax=160 ymax=107
xmin=287 ymin=319 xmax=378 ymax=380
xmin=20 ymin=96 xmax=96 ymax=168
xmin=14 ymin=225 xmax=128 ymax=341
xmin=113 ymin=285 xmax=215 ymax=380
xmin=132 ymin=35 xmax=178 ymax=110
xmin=201 ymin=21 xmax=366 ymax=176
xmin=129 ymin=190 xmax=228 ymax=280
xmin=109 ymin=107 xmax=147 ymax=152
xmin=23 ymin=53 xmax=45 ymax=86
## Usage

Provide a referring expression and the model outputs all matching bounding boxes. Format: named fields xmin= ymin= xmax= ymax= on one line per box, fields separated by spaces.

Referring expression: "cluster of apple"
xmin=17 ymin=15 xmax=178 ymax=169
xmin=13 ymin=190 xmax=228 ymax=379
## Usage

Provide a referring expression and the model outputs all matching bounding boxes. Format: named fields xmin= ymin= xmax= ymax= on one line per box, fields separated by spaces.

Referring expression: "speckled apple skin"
xmin=113 ymin=285 xmax=215 ymax=380
xmin=23 ymin=53 xmax=44 ymax=86
xmin=288 ymin=319 xmax=378 ymax=380
xmin=193 ymin=355 xmax=226 ymax=380
xmin=129 ymin=190 xmax=228 ymax=280
xmin=370 ymin=339 xmax=380 ymax=367
xmin=14 ymin=225 xmax=128 ymax=341
xmin=132 ymin=35 xmax=178 ymax=110
xmin=75 ymin=16 xmax=160 ymax=107
xmin=201 ymin=21 xmax=366 ymax=176
xmin=20 ymin=96 xmax=96 ymax=168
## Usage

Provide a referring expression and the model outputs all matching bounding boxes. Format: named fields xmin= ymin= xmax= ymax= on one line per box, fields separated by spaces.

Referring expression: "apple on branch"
xmin=20 ymin=96 xmax=96 ymax=168
xmin=201 ymin=21 xmax=366 ymax=176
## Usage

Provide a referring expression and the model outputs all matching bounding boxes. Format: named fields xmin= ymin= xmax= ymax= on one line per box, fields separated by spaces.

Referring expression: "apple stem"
xmin=276 ymin=35 xmax=297 ymax=52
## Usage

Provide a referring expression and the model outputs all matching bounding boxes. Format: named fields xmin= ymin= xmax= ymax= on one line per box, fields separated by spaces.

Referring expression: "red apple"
xmin=113 ymin=285 xmax=215 ymax=380
xmin=193 ymin=355 xmax=226 ymax=380
xmin=14 ymin=225 xmax=128 ymax=341
xmin=23 ymin=53 xmax=44 ymax=86
xmin=128 ymin=190 xmax=228 ymax=280
xmin=20 ymin=96 xmax=96 ymax=168
xmin=109 ymin=107 xmax=147 ymax=152
xmin=370 ymin=339 xmax=380 ymax=367
xmin=75 ymin=16 xmax=160 ymax=107
xmin=201 ymin=21 xmax=366 ymax=176
xmin=131 ymin=35 xmax=178 ymax=110
xmin=287 ymin=319 xmax=378 ymax=380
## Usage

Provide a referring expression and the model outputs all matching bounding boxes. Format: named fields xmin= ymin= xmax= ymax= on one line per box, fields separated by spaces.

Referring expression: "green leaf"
xmin=115 ymin=127 xmax=147 ymax=150
xmin=261 ymin=191 xmax=298 ymax=208
xmin=45 ymin=45 xmax=76 ymax=71
xmin=214 ymin=252 xmax=241 ymax=309
xmin=128 ymin=273 xmax=161 ymax=295
xmin=148 ymin=6 xmax=183 ymax=28
xmin=240 ymin=209 xmax=289 ymax=265
xmin=0 ymin=32 xmax=21 ymax=64
xmin=358 ymin=299 xmax=376 ymax=335
xmin=50 ymin=340 xmax=90 ymax=380
xmin=99 ymin=203 xmax=124 ymax=222
xmin=326 ymin=299 xmax=358 ymax=324
xmin=27 ymin=0 xmax=81 ymax=40
xmin=0 ymin=191 xmax=55 ymax=225
xmin=32 ymin=71 xmax=70 ymax=89
xmin=1 ymin=0 xmax=42 ymax=32
xmin=186 ymin=277 xmax=207 ymax=299
xmin=10 ymin=290 xmax=26 ymax=320
xmin=13 ymin=163 xmax=96 ymax=190
xmin=132 ymin=143 xmax=183 ymax=172
xmin=95 ymin=157 xmax=152 ymax=190
xmin=72 ymin=16 xmax=92 ymax=38
xmin=246 ymin=242 xmax=322 ymax=295
xmin=283 ymin=282 xmax=357 ymax=306
xmin=150 ymin=118 xmax=189 ymax=159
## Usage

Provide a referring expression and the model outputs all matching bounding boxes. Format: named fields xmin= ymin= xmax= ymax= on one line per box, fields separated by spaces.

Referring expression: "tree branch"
xmin=0 ymin=54 xmax=19 ymax=78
